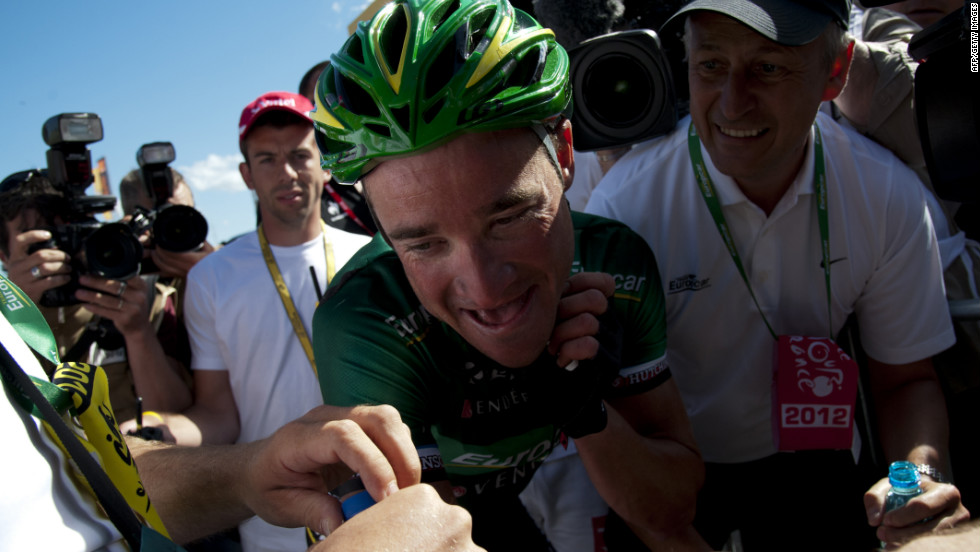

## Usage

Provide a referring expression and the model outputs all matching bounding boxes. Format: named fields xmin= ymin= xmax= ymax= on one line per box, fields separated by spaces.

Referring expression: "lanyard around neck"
xmin=258 ymin=220 xmax=335 ymax=375
xmin=687 ymin=122 xmax=833 ymax=339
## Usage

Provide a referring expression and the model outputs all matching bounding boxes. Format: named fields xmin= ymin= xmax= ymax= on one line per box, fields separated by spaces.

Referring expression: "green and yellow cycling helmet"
xmin=312 ymin=0 xmax=571 ymax=183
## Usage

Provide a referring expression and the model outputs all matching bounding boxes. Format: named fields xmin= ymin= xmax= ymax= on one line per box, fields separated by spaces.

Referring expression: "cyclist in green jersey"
xmin=310 ymin=0 xmax=705 ymax=549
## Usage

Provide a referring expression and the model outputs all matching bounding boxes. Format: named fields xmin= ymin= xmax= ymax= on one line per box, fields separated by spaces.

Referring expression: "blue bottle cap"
xmin=341 ymin=489 xmax=377 ymax=520
xmin=888 ymin=460 xmax=921 ymax=489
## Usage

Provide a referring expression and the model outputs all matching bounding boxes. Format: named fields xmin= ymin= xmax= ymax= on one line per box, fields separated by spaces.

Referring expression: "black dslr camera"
xmin=567 ymin=29 xmax=681 ymax=151
xmin=26 ymin=116 xmax=209 ymax=307
xmin=126 ymin=141 xmax=209 ymax=272
xmin=28 ymin=113 xmax=145 ymax=307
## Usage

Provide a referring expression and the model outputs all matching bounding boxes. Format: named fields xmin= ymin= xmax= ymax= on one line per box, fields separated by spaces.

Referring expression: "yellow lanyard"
xmin=258 ymin=220 xmax=335 ymax=375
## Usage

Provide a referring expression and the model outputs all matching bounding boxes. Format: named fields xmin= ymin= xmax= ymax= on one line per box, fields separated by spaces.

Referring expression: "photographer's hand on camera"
xmin=75 ymin=273 xmax=150 ymax=334
xmin=74 ymin=273 xmax=193 ymax=412
xmin=148 ymin=239 xmax=215 ymax=279
xmin=3 ymin=228 xmax=73 ymax=303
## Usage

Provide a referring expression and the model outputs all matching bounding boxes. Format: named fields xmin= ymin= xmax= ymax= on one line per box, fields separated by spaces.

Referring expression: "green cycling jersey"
xmin=313 ymin=211 xmax=669 ymax=523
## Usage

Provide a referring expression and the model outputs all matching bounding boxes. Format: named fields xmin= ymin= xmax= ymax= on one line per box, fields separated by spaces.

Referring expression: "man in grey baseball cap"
xmin=585 ymin=0 xmax=971 ymax=548
xmin=666 ymin=0 xmax=851 ymax=46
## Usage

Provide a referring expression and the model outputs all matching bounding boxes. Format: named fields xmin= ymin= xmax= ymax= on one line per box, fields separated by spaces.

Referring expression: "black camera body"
xmin=567 ymin=29 xmax=680 ymax=151
xmin=130 ymin=142 xmax=209 ymax=269
xmin=31 ymin=113 xmax=145 ymax=307
xmin=30 ymin=117 xmax=207 ymax=307
xmin=907 ymin=4 xmax=980 ymax=205
xmin=129 ymin=203 xmax=209 ymax=254
xmin=30 ymin=218 xmax=144 ymax=307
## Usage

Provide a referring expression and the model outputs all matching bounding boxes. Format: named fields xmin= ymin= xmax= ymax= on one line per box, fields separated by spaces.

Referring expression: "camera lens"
xmin=581 ymin=54 xmax=654 ymax=128
xmin=84 ymin=223 xmax=143 ymax=279
xmin=567 ymin=30 xmax=678 ymax=151
xmin=153 ymin=205 xmax=208 ymax=252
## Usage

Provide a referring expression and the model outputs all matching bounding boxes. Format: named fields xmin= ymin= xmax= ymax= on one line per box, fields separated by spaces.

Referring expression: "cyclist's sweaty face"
xmin=364 ymin=128 xmax=574 ymax=368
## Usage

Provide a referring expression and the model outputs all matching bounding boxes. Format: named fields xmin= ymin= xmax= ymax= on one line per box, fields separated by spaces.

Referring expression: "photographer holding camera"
xmin=1 ymin=159 xmax=193 ymax=421
xmin=119 ymin=166 xmax=216 ymax=281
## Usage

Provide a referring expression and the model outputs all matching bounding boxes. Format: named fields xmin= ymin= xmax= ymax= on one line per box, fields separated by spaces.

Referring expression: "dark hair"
xmin=240 ymin=110 xmax=313 ymax=160
xmin=299 ymin=60 xmax=330 ymax=102
xmin=0 ymin=170 xmax=71 ymax=257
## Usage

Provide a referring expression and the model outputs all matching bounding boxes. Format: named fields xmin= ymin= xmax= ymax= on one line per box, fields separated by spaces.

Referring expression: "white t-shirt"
xmin=565 ymin=149 xmax=604 ymax=212
xmin=1 ymin=313 xmax=127 ymax=552
xmin=586 ymin=112 xmax=955 ymax=463
xmin=184 ymin=227 xmax=369 ymax=552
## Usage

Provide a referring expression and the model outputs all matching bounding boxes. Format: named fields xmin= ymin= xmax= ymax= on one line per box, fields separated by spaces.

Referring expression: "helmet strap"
xmin=530 ymin=123 xmax=564 ymax=183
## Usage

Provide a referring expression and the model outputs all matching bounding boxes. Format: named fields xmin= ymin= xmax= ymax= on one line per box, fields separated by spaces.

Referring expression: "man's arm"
xmin=74 ymin=274 xmax=191 ymax=412
xmin=575 ymin=381 xmax=705 ymax=545
xmin=546 ymin=271 xmax=705 ymax=545
xmin=149 ymin=241 xmax=216 ymax=279
xmin=316 ymin=484 xmax=484 ymax=551
xmin=126 ymin=369 xmax=240 ymax=445
xmin=129 ymin=404 xmax=480 ymax=549
xmin=864 ymin=356 xmax=970 ymax=546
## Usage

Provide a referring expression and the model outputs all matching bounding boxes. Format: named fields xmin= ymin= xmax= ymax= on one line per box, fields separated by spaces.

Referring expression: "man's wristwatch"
xmin=916 ymin=464 xmax=949 ymax=484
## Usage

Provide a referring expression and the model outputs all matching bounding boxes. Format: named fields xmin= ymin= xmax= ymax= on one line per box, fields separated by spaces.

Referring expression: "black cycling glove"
xmin=526 ymin=303 xmax=623 ymax=439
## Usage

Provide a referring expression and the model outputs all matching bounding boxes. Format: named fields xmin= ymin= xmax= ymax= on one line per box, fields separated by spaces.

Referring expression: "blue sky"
xmin=0 ymin=0 xmax=378 ymax=245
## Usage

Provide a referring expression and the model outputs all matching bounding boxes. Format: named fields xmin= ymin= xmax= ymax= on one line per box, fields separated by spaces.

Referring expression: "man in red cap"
xmin=141 ymin=91 xmax=370 ymax=551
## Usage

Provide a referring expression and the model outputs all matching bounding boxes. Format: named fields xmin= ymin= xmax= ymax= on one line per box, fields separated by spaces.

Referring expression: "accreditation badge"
xmin=772 ymin=336 xmax=859 ymax=451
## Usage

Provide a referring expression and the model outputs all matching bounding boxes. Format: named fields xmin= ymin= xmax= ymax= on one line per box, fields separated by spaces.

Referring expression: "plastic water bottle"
xmin=881 ymin=461 xmax=924 ymax=549
xmin=884 ymin=460 xmax=923 ymax=512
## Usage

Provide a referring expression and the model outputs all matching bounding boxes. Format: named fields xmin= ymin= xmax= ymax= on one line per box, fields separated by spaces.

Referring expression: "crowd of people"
xmin=2 ymin=0 xmax=977 ymax=551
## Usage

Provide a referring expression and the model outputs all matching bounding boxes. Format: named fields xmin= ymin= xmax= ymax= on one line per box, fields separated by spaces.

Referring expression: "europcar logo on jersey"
xmin=384 ymin=305 xmax=434 ymax=345
xmin=448 ymin=439 xmax=553 ymax=469
xmin=668 ymin=273 xmax=711 ymax=294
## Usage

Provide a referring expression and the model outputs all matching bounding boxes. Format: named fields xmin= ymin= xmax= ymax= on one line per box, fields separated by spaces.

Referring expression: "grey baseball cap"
xmin=664 ymin=0 xmax=851 ymax=46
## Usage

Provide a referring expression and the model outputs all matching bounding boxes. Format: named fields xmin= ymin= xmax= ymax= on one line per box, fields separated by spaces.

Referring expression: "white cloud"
xmin=347 ymin=1 xmax=374 ymax=14
xmin=178 ymin=154 xmax=244 ymax=192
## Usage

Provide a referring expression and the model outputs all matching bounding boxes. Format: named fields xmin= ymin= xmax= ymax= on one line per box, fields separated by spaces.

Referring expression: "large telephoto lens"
xmin=581 ymin=53 xmax=655 ymax=129
xmin=153 ymin=204 xmax=208 ymax=252
xmin=85 ymin=223 xmax=143 ymax=279
xmin=568 ymin=30 xmax=678 ymax=151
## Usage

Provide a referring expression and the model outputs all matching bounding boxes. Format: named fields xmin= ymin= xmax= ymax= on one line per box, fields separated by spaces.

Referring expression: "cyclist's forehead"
xmin=363 ymin=130 xmax=550 ymax=234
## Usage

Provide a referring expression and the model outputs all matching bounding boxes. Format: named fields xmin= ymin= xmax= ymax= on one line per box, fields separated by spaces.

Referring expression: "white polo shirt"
xmin=585 ymin=112 xmax=955 ymax=463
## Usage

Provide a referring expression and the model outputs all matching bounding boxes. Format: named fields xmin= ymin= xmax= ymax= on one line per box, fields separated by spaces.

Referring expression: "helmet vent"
xmin=379 ymin=4 xmax=408 ymax=78
xmin=315 ymin=129 xmax=352 ymax=158
xmin=391 ymin=105 xmax=411 ymax=134
xmin=467 ymin=6 xmax=496 ymax=57
xmin=336 ymin=73 xmax=380 ymax=119
xmin=343 ymin=34 xmax=365 ymax=65
xmin=513 ymin=9 xmax=537 ymax=32
xmin=429 ymin=0 xmax=460 ymax=34
xmin=501 ymin=43 xmax=546 ymax=91
xmin=425 ymin=38 xmax=461 ymax=100
xmin=365 ymin=123 xmax=391 ymax=138
xmin=422 ymin=98 xmax=446 ymax=124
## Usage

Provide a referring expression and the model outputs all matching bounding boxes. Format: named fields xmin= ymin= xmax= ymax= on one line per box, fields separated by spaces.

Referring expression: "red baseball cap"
xmin=238 ymin=91 xmax=314 ymax=146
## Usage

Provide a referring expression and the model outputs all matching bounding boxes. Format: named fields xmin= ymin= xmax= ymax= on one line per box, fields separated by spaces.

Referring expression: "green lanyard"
xmin=1 ymin=272 xmax=177 ymax=549
xmin=687 ymin=122 xmax=833 ymax=339
xmin=0 ymin=272 xmax=60 ymax=365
